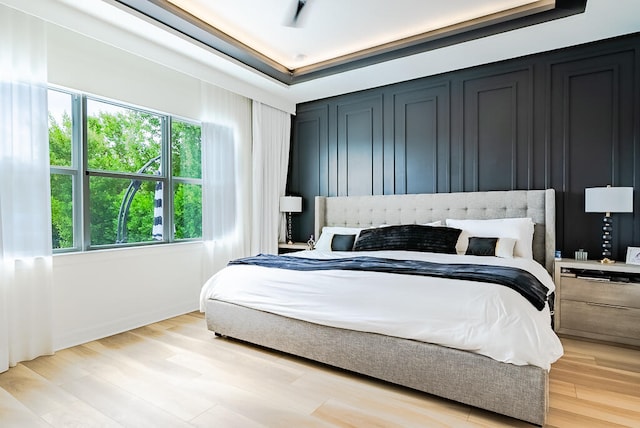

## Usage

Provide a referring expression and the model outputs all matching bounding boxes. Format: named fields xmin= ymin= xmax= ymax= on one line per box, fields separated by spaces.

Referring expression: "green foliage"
xmin=49 ymin=112 xmax=74 ymax=248
xmin=174 ymin=183 xmax=202 ymax=239
xmin=49 ymin=111 xmax=72 ymax=167
xmin=50 ymin=174 xmax=73 ymax=248
xmin=172 ymin=120 xmax=202 ymax=240
xmin=172 ymin=120 xmax=202 ymax=178
xmin=49 ymin=106 xmax=202 ymax=249
xmin=87 ymin=110 xmax=161 ymax=174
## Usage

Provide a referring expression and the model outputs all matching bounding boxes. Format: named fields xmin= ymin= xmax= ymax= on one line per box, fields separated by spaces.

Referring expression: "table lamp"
xmin=280 ymin=196 xmax=302 ymax=244
xmin=585 ymin=185 xmax=633 ymax=263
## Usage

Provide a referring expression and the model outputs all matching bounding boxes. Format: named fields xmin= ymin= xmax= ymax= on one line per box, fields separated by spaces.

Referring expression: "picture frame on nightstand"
xmin=626 ymin=246 xmax=640 ymax=265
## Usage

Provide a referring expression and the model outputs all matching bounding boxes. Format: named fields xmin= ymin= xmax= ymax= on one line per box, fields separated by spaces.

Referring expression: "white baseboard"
xmin=54 ymin=301 xmax=199 ymax=351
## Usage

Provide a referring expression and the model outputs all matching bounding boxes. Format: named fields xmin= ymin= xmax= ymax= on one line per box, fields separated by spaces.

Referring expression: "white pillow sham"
xmin=445 ymin=218 xmax=534 ymax=259
xmin=314 ymin=226 xmax=365 ymax=251
xmin=494 ymin=237 xmax=517 ymax=258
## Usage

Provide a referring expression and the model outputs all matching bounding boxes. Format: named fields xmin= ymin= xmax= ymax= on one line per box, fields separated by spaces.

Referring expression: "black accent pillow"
xmin=331 ymin=234 xmax=356 ymax=251
xmin=353 ymin=224 xmax=461 ymax=254
xmin=466 ymin=237 xmax=498 ymax=256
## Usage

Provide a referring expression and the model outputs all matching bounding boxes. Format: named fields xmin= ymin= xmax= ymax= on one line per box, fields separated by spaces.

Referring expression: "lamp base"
xmin=600 ymin=214 xmax=614 ymax=264
xmin=286 ymin=212 xmax=293 ymax=245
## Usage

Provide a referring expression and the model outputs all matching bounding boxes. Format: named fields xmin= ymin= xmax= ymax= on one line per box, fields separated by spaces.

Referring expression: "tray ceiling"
xmin=114 ymin=0 xmax=587 ymax=84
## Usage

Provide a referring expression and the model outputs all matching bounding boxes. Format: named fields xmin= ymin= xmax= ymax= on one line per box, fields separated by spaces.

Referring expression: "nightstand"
xmin=554 ymin=259 xmax=640 ymax=347
xmin=278 ymin=242 xmax=309 ymax=254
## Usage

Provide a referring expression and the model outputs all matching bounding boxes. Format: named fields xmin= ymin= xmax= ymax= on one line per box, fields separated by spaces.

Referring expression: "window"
xmin=171 ymin=119 xmax=202 ymax=240
xmin=49 ymin=90 xmax=76 ymax=250
xmin=48 ymin=88 xmax=202 ymax=251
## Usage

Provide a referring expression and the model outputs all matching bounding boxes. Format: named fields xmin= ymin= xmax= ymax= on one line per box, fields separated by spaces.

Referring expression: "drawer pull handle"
xmin=585 ymin=302 xmax=629 ymax=310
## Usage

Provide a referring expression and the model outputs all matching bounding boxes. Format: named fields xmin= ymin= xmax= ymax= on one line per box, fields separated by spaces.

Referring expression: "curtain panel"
xmin=251 ymin=101 xmax=292 ymax=255
xmin=0 ymin=4 xmax=54 ymax=372
xmin=201 ymin=83 xmax=253 ymax=280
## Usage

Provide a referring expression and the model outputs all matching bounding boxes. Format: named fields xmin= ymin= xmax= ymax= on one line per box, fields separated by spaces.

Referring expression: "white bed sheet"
xmin=200 ymin=250 xmax=563 ymax=370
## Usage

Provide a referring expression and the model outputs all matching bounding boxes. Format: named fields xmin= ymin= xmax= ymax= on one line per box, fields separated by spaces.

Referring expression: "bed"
xmin=200 ymin=189 xmax=562 ymax=426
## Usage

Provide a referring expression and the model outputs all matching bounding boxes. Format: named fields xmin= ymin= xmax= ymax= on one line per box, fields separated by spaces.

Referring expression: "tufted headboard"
xmin=315 ymin=189 xmax=556 ymax=273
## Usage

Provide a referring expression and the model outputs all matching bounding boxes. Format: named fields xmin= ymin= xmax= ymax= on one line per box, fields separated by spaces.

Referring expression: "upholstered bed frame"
xmin=204 ymin=189 xmax=556 ymax=425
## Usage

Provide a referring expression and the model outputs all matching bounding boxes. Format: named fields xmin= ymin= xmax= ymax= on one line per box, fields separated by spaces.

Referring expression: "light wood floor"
xmin=1 ymin=312 xmax=639 ymax=427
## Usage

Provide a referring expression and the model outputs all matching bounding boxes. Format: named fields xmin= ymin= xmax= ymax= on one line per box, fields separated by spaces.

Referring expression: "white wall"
xmin=38 ymin=15 xmax=223 ymax=351
xmin=47 ymin=24 xmax=202 ymax=120
xmin=53 ymin=242 xmax=206 ymax=350
xmin=0 ymin=0 xmax=296 ymax=114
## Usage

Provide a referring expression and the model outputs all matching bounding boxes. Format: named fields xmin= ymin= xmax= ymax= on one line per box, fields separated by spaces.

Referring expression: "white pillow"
xmin=495 ymin=237 xmax=517 ymax=258
xmin=445 ymin=218 xmax=534 ymax=259
xmin=314 ymin=226 xmax=364 ymax=251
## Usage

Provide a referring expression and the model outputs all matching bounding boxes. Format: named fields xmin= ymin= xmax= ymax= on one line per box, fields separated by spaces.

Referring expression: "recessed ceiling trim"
xmin=114 ymin=0 xmax=587 ymax=85
xmin=114 ymin=0 xmax=294 ymax=82
xmin=293 ymin=0 xmax=558 ymax=78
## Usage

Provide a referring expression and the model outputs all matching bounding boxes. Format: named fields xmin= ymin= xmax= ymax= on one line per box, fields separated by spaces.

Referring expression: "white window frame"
xmin=49 ymin=88 xmax=202 ymax=252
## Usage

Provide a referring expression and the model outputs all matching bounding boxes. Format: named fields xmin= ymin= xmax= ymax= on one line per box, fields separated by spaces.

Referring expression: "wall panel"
xmin=290 ymin=33 xmax=640 ymax=261
xmin=336 ymin=96 xmax=384 ymax=196
xmin=393 ymin=83 xmax=450 ymax=194
xmin=290 ymin=105 xmax=329 ymax=237
xmin=462 ymin=69 xmax=532 ymax=191
xmin=550 ymin=50 xmax=636 ymax=261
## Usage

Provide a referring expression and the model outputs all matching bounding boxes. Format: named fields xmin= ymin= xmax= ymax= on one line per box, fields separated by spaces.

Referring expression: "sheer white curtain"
xmin=251 ymin=101 xmax=292 ymax=255
xmin=0 ymin=4 xmax=54 ymax=373
xmin=201 ymin=83 xmax=253 ymax=280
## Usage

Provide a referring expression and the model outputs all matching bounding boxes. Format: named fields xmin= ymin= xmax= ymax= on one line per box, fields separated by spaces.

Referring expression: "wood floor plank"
xmin=41 ymin=399 xmax=124 ymax=428
xmin=549 ymin=392 xmax=640 ymax=427
xmin=21 ymin=353 xmax=89 ymax=386
xmin=312 ymin=397 xmax=455 ymax=428
xmin=168 ymin=357 xmax=325 ymax=418
xmin=575 ymin=384 xmax=640 ymax=413
xmin=552 ymin=358 xmax=640 ymax=383
xmin=0 ymin=387 xmax=52 ymax=428
xmin=551 ymin=365 xmax=640 ymax=398
xmin=59 ymin=374 xmax=192 ymax=428
xmin=78 ymin=341 xmax=217 ymax=421
xmin=293 ymin=367 xmax=481 ymax=427
xmin=562 ymin=338 xmax=640 ymax=370
xmin=0 ymin=364 xmax=78 ymax=417
xmin=316 ymin=394 xmax=480 ymax=428
xmin=190 ymin=404 xmax=266 ymax=428
xmin=545 ymin=407 xmax=631 ymax=428
xmin=549 ymin=378 xmax=576 ymax=398
xmin=1 ymin=312 xmax=639 ymax=427
xmin=185 ymin=378 xmax=333 ymax=428
xmin=467 ymin=407 xmax=534 ymax=427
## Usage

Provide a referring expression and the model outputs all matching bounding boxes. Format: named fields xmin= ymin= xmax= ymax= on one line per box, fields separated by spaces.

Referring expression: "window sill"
xmin=53 ymin=240 xmax=204 ymax=265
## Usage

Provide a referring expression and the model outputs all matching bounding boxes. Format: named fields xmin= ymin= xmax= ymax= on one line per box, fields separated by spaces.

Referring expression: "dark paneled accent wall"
xmin=289 ymin=33 xmax=640 ymax=262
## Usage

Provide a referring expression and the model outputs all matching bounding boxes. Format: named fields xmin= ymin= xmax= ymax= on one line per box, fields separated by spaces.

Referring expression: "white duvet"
xmin=200 ymin=250 xmax=563 ymax=370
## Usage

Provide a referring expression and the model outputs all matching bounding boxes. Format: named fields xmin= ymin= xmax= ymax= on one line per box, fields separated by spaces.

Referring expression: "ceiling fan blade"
xmin=294 ymin=0 xmax=307 ymax=20
xmin=286 ymin=0 xmax=309 ymax=27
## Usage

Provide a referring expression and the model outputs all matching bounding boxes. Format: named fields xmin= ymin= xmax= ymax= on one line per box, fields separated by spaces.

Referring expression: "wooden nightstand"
xmin=278 ymin=242 xmax=309 ymax=254
xmin=554 ymin=259 xmax=640 ymax=347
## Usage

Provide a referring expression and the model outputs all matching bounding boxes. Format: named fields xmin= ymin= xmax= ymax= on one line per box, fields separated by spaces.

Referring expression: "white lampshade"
xmin=585 ymin=186 xmax=633 ymax=214
xmin=279 ymin=196 xmax=302 ymax=213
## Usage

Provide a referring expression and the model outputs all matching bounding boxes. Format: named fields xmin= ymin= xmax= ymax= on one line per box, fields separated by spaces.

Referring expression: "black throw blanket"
xmin=228 ymin=254 xmax=550 ymax=311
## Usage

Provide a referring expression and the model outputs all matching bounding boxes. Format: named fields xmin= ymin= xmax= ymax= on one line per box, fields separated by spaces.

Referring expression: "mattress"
xmin=200 ymin=249 xmax=563 ymax=370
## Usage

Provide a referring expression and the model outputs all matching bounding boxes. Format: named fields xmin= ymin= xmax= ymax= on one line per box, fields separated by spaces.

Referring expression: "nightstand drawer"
xmin=561 ymin=277 xmax=640 ymax=309
xmin=560 ymin=299 xmax=640 ymax=340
